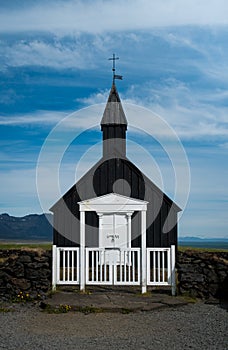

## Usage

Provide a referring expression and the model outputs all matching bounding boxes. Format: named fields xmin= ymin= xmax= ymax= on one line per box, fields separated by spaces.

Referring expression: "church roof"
xmin=100 ymin=83 xmax=128 ymax=126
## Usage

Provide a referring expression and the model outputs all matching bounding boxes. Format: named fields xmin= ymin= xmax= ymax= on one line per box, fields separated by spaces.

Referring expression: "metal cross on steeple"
xmin=108 ymin=53 xmax=123 ymax=84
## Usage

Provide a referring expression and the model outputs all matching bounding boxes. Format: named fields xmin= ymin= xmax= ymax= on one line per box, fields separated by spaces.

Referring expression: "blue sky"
xmin=0 ymin=0 xmax=227 ymax=238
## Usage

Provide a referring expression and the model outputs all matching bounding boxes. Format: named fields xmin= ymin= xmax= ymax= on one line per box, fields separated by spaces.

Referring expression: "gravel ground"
xmin=0 ymin=302 xmax=227 ymax=350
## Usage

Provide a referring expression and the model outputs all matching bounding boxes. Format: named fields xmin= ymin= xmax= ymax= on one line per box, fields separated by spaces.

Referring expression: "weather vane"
xmin=108 ymin=53 xmax=123 ymax=84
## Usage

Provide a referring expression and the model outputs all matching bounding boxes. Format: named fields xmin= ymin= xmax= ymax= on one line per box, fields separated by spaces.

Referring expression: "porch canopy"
xmin=78 ymin=193 xmax=148 ymax=292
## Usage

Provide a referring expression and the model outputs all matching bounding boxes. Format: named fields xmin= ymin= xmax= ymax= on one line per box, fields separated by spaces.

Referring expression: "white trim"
xmin=52 ymin=245 xmax=57 ymax=291
xmin=141 ymin=210 xmax=147 ymax=293
xmin=78 ymin=193 xmax=148 ymax=294
xmin=80 ymin=211 xmax=85 ymax=291
xmin=171 ymin=245 xmax=176 ymax=296
xmin=78 ymin=192 xmax=148 ymax=205
xmin=126 ymin=213 xmax=132 ymax=249
xmin=52 ymin=246 xmax=176 ymax=295
xmin=78 ymin=193 xmax=148 ymax=212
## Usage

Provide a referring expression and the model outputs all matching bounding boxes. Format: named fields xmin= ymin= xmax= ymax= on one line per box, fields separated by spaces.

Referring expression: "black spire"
xmin=100 ymin=55 xmax=127 ymax=158
xmin=100 ymin=83 xmax=128 ymax=126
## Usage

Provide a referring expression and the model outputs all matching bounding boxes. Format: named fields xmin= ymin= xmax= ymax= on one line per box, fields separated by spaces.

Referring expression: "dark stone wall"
xmin=0 ymin=249 xmax=227 ymax=302
xmin=0 ymin=249 xmax=52 ymax=301
xmin=177 ymin=250 xmax=228 ymax=301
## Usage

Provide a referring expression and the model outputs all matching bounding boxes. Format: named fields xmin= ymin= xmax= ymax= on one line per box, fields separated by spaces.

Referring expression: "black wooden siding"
xmin=102 ymin=125 xmax=127 ymax=158
xmin=51 ymin=156 xmax=179 ymax=249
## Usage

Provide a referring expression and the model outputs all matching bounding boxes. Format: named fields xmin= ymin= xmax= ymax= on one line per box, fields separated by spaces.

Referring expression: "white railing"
xmin=85 ymin=248 xmax=140 ymax=285
xmin=147 ymin=245 xmax=176 ymax=295
xmin=52 ymin=245 xmax=175 ymax=295
xmin=52 ymin=246 xmax=80 ymax=288
xmin=114 ymin=248 xmax=140 ymax=285
xmin=86 ymin=248 xmax=113 ymax=285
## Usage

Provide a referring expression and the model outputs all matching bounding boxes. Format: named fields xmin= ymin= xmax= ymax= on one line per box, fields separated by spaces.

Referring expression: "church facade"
xmin=50 ymin=83 xmax=181 ymax=251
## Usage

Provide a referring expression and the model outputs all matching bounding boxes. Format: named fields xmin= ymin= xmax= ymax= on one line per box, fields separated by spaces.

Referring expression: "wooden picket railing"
xmin=146 ymin=246 xmax=176 ymax=295
xmin=85 ymin=248 xmax=140 ymax=285
xmin=53 ymin=247 xmax=80 ymax=285
xmin=52 ymin=245 xmax=176 ymax=295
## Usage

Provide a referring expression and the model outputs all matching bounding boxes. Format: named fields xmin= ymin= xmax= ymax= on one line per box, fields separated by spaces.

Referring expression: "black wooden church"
xmin=50 ymin=75 xmax=181 ymax=249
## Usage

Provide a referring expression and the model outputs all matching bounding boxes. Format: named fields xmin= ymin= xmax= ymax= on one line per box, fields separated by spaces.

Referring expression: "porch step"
xmin=44 ymin=287 xmax=189 ymax=313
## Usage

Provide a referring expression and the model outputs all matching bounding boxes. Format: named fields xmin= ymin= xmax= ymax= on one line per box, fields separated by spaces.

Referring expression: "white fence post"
xmin=171 ymin=245 xmax=176 ymax=296
xmin=141 ymin=210 xmax=147 ymax=293
xmin=52 ymin=245 xmax=57 ymax=291
xmin=80 ymin=211 xmax=86 ymax=291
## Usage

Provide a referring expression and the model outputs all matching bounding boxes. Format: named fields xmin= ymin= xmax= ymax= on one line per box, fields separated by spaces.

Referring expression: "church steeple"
xmin=101 ymin=83 xmax=128 ymax=126
xmin=101 ymin=83 xmax=127 ymax=159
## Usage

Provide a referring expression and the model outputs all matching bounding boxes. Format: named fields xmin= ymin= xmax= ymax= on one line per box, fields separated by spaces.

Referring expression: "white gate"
xmin=85 ymin=248 xmax=140 ymax=285
xmin=52 ymin=247 xmax=80 ymax=286
xmin=52 ymin=245 xmax=176 ymax=295
xmin=147 ymin=246 xmax=176 ymax=295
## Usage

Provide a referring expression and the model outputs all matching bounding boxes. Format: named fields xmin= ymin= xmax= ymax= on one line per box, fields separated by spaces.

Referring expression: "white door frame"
xmin=98 ymin=212 xmax=132 ymax=265
xmin=98 ymin=212 xmax=131 ymax=249
xmin=78 ymin=193 xmax=148 ymax=293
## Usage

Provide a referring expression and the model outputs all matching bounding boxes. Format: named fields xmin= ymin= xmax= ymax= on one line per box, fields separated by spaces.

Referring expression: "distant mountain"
xmin=179 ymin=236 xmax=203 ymax=241
xmin=1 ymin=214 xmax=227 ymax=244
xmin=179 ymin=236 xmax=228 ymax=242
xmin=0 ymin=213 xmax=53 ymax=241
xmin=179 ymin=236 xmax=228 ymax=249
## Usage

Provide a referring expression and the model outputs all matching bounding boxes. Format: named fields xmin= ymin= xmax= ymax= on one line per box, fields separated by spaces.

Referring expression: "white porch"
xmin=52 ymin=193 xmax=176 ymax=295
xmin=52 ymin=246 xmax=176 ymax=295
xmin=78 ymin=193 xmax=148 ymax=293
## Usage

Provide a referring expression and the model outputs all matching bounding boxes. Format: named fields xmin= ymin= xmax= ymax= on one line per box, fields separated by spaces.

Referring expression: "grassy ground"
xmin=0 ymin=242 xmax=227 ymax=252
xmin=178 ymin=246 xmax=228 ymax=253
xmin=0 ymin=242 xmax=52 ymax=250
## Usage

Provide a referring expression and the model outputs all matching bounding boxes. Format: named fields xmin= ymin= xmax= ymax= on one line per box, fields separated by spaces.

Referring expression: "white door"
xmin=101 ymin=214 xmax=128 ymax=248
xmin=100 ymin=214 xmax=128 ymax=263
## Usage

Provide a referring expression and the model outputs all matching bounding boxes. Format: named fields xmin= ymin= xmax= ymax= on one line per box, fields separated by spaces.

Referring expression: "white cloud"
xmin=219 ymin=142 xmax=228 ymax=149
xmin=0 ymin=0 xmax=228 ymax=33
xmin=0 ymin=89 xmax=22 ymax=104
xmin=2 ymin=39 xmax=93 ymax=69
xmin=1 ymin=25 xmax=227 ymax=81
xmin=76 ymin=90 xmax=108 ymax=105
xmin=1 ymin=82 xmax=227 ymax=140
xmin=199 ymin=62 xmax=228 ymax=83
xmin=76 ymin=84 xmax=228 ymax=139
xmin=0 ymin=110 xmax=67 ymax=126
